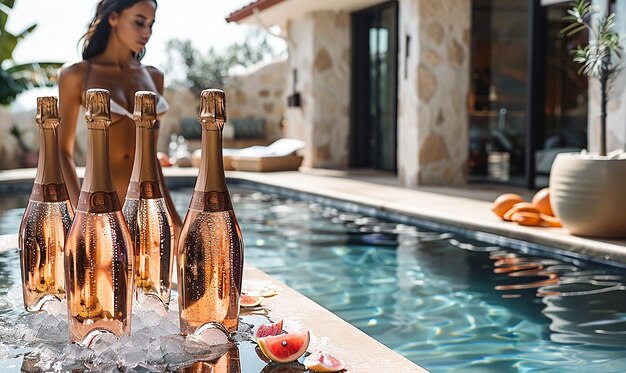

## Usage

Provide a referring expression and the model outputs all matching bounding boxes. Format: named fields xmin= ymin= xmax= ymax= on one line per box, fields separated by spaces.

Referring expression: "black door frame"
xmin=525 ymin=0 xmax=547 ymax=189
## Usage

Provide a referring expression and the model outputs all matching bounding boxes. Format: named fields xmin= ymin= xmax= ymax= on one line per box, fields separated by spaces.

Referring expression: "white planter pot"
xmin=550 ymin=153 xmax=626 ymax=237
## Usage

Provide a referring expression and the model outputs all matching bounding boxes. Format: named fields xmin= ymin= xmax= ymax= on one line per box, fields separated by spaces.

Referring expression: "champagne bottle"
xmin=64 ymin=89 xmax=134 ymax=344
xmin=123 ymin=91 xmax=174 ymax=307
xmin=178 ymin=89 xmax=244 ymax=334
xmin=18 ymin=96 xmax=74 ymax=312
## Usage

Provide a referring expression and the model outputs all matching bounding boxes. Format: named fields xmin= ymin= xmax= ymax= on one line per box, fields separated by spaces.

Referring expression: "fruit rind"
xmin=257 ymin=330 xmax=310 ymax=363
xmin=255 ymin=319 xmax=284 ymax=338
xmin=240 ymin=294 xmax=263 ymax=308
xmin=304 ymin=351 xmax=346 ymax=372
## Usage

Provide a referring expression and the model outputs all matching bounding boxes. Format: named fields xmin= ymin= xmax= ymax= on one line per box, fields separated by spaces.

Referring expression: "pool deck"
xmin=2 ymin=166 xmax=626 ymax=372
xmin=224 ymin=168 xmax=626 ymax=265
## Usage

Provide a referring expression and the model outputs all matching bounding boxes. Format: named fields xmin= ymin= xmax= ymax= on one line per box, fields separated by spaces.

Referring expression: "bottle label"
xmin=77 ymin=191 xmax=121 ymax=213
xmin=30 ymin=182 xmax=69 ymax=203
xmin=126 ymin=181 xmax=162 ymax=200
xmin=190 ymin=190 xmax=233 ymax=212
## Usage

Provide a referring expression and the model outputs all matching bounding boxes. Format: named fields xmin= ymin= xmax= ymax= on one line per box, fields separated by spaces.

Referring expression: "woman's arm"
xmin=149 ymin=66 xmax=183 ymax=239
xmin=57 ymin=63 xmax=84 ymax=208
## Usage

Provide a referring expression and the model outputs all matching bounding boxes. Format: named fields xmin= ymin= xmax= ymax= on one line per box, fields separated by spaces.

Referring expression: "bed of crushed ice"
xmin=0 ymin=287 xmax=262 ymax=372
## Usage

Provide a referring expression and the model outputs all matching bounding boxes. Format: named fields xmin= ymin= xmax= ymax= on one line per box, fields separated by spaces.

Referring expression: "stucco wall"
xmin=397 ymin=0 xmax=470 ymax=186
xmin=285 ymin=11 xmax=351 ymax=169
xmin=588 ymin=0 xmax=626 ymax=153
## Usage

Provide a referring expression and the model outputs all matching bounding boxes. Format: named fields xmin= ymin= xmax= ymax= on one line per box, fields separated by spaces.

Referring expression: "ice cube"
xmin=135 ymin=293 xmax=168 ymax=317
xmin=141 ymin=310 xmax=162 ymax=328
xmin=187 ymin=323 xmax=230 ymax=346
xmin=119 ymin=347 xmax=146 ymax=369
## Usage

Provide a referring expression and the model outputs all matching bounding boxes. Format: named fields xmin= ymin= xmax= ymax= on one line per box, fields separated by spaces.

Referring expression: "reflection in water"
xmin=178 ymin=344 xmax=241 ymax=373
xmin=490 ymin=254 xmax=560 ymax=291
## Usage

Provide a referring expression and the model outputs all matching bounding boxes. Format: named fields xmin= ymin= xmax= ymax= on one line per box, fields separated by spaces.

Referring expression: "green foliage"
xmin=164 ymin=29 xmax=280 ymax=95
xmin=563 ymin=0 xmax=622 ymax=80
xmin=0 ymin=0 xmax=62 ymax=105
xmin=562 ymin=0 xmax=623 ymax=156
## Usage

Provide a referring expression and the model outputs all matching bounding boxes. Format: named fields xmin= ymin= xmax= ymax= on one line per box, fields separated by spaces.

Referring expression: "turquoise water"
xmin=1 ymin=184 xmax=626 ymax=372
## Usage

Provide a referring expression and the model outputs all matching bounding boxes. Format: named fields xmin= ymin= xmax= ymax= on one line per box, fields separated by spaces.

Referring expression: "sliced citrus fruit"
xmin=256 ymin=319 xmax=284 ymax=338
xmin=304 ymin=351 xmax=346 ymax=372
xmin=540 ymin=213 xmax=562 ymax=227
xmin=240 ymin=294 xmax=263 ymax=308
xmin=511 ymin=211 xmax=541 ymax=226
xmin=531 ymin=187 xmax=554 ymax=216
xmin=503 ymin=202 xmax=539 ymax=221
xmin=257 ymin=330 xmax=310 ymax=363
xmin=244 ymin=287 xmax=278 ymax=298
xmin=492 ymin=193 xmax=524 ymax=219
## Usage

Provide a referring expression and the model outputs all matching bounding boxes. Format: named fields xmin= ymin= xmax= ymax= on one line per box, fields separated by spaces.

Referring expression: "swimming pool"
xmin=2 ymin=182 xmax=626 ymax=372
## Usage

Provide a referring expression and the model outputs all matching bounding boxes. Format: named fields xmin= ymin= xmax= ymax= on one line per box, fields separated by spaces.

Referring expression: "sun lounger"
xmin=229 ymin=138 xmax=305 ymax=172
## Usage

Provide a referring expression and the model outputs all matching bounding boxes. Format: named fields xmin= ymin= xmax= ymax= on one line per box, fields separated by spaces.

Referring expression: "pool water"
xmin=2 ymin=184 xmax=626 ymax=372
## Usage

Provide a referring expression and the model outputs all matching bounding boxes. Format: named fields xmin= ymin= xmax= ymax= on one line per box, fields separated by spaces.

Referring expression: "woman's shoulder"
xmin=144 ymin=65 xmax=164 ymax=79
xmin=144 ymin=65 xmax=164 ymax=89
xmin=58 ymin=61 xmax=87 ymax=87
xmin=60 ymin=60 xmax=88 ymax=75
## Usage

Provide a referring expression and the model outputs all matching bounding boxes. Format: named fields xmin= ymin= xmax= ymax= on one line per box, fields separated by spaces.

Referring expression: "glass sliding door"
xmin=351 ymin=1 xmax=398 ymax=171
xmin=468 ymin=0 xmax=529 ymax=185
xmin=535 ymin=1 xmax=588 ymax=187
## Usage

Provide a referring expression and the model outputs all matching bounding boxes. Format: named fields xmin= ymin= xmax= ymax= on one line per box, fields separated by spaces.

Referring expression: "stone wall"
xmin=159 ymin=59 xmax=288 ymax=152
xmin=227 ymin=58 xmax=288 ymax=141
xmin=397 ymin=0 xmax=470 ymax=186
xmin=285 ymin=11 xmax=351 ymax=169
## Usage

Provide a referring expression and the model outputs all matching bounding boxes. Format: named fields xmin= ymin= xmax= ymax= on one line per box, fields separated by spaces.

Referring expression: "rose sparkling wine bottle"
xmin=64 ymin=89 xmax=134 ymax=344
xmin=18 ymin=96 xmax=74 ymax=312
xmin=178 ymin=89 xmax=244 ymax=335
xmin=123 ymin=91 xmax=174 ymax=307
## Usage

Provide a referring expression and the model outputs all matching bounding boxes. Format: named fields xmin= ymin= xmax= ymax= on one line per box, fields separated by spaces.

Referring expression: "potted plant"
xmin=549 ymin=0 xmax=626 ymax=237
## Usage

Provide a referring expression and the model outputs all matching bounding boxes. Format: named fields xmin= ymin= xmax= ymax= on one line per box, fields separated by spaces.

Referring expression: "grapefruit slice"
xmin=256 ymin=319 xmax=284 ymax=338
xmin=240 ymin=294 xmax=262 ymax=308
xmin=304 ymin=351 xmax=346 ymax=372
xmin=244 ymin=287 xmax=278 ymax=298
xmin=257 ymin=330 xmax=310 ymax=363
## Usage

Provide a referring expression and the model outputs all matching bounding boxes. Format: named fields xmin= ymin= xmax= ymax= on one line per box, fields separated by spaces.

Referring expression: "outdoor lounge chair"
xmin=228 ymin=138 xmax=305 ymax=172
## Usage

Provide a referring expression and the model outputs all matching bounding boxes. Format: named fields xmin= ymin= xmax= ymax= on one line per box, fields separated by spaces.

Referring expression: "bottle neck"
xmin=82 ymin=126 xmax=114 ymax=193
xmin=30 ymin=125 xmax=69 ymax=203
xmin=195 ymin=129 xmax=227 ymax=192
xmin=34 ymin=126 xmax=64 ymax=185
xmin=126 ymin=125 xmax=162 ymax=200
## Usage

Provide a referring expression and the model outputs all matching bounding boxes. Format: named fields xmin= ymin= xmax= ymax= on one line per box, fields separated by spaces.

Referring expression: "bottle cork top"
xmin=35 ymin=96 xmax=60 ymax=129
xmin=199 ymin=89 xmax=227 ymax=130
xmin=133 ymin=91 xmax=157 ymax=124
xmin=84 ymin=89 xmax=111 ymax=129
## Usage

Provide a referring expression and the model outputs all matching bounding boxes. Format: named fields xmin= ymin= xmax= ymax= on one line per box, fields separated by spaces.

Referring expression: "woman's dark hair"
xmin=80 ymin=0 xmax=157 ymax=61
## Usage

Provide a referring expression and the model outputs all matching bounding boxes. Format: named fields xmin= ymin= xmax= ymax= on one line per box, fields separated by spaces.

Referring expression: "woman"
xmin=58 ymin=0 xmax=182 ymax=232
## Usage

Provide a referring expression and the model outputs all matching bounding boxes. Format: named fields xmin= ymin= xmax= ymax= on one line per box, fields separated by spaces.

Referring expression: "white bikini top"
xmin=110 ymin=96 xmax=169 ymax=119
xmin=83 ymin=60 xmax=170 ymax=119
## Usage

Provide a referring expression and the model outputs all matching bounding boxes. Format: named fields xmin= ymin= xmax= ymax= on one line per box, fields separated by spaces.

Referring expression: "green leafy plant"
xmin=562 ymin=0 xmax=623 ymax=156
xmin=164 ymin=29 xmax=281 ymax=95
xmin=0 ymin=0 xmax=62 ymax=105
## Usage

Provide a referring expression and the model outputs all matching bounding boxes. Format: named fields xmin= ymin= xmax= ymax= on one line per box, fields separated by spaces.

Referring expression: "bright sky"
xmin=7 ymin=0 xmax=273 ymax=79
